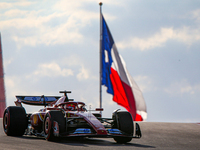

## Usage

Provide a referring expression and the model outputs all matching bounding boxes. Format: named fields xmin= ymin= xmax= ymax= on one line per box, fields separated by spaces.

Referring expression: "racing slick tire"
xmin=43 ymin=110 xmax=65 ymax=141
xmin=3 ymin=106 xmax=28 ymax=136
xmin=112 ymin=111 xmax=133 ymax=143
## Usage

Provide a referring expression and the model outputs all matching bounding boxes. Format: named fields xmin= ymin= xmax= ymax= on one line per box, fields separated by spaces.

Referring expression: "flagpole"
xmin=99 ymin=2 xmax=103 ymax=115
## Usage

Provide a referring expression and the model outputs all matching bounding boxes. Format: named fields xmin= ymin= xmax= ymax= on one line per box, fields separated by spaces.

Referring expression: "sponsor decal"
xmin=38 ymin=113 xmax=44 ymax=121
xmin=33 ymin=115 xmax=38 ymax=125
xmin=107 ymin=129 xmax=122 ymax=134
xmin=74 ymin=128 xmax=91 ymax=134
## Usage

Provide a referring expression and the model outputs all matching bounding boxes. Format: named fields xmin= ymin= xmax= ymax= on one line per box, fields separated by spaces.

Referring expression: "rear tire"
xmin=43 ymin=110 xmax=65 ymax=141
xmin=112 ymin=111 xmax=133 ymax=143
xmin=3 ymin=106 xmax=27 ymax=136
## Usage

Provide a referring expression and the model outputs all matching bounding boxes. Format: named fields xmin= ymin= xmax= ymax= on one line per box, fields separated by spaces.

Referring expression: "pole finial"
xmin=99 ymin=2 xmax=103 ymax=6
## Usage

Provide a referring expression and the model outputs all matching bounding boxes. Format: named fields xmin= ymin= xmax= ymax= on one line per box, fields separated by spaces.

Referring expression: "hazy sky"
xmin=0 ymin=0 xmax=200 ymax=122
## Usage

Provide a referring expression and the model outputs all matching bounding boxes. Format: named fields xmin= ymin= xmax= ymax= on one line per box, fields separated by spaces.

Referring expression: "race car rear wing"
xmin=15 ymin=95 xmax=61 ymax=106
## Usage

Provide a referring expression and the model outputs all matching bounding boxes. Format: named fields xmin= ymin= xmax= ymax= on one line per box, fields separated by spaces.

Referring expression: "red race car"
xmin=3 ymin=90 xmax=142 ymax=143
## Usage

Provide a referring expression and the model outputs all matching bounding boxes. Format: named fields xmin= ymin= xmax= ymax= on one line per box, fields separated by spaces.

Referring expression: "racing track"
xmin=0 ymin=119 xmax=200 ymax=150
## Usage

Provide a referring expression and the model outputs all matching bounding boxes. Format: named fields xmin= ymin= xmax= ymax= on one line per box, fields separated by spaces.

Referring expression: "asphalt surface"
xmin=0 ymin=118 xmax=200 ymax=150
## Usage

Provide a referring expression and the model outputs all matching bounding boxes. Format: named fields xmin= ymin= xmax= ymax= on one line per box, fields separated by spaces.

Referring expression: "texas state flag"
xmin=101 ymin=15 xmax=147 ymax=121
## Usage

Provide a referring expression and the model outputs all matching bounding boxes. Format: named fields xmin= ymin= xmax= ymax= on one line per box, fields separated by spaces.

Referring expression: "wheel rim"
xmin=45 ymin=117 xmax=50 ymax=134
xmin=3 ymin=112 xmax=9 ymax=133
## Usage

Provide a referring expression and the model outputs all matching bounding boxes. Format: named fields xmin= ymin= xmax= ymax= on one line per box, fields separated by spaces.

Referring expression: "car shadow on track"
xmin=57 ymin=137 xmax=155 ymax=148
xmin=18 ymin=136 xmax=155 ymax=148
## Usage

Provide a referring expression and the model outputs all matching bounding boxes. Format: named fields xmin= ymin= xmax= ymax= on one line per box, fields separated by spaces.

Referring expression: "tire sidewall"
xmin=44 ymin=113 xmax=53 ymax=140
xmin=3 ymin=109 xmax=10 ymax=135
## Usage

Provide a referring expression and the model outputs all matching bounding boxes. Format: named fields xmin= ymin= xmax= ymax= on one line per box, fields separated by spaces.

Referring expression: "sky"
xmin=0 ymin=0 xmax=200 ymax=122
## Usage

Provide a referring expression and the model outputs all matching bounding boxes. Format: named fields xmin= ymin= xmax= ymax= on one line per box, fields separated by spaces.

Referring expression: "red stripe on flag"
xmin=121 ymin=80 xmax=137 ymax=120
xmin=110 ymin=68 xmax=138 ymax=120
xmin=135 ymin=113 xmax=143 ymax=121
xmin=110 ymin=68 xmax=129 ymax=108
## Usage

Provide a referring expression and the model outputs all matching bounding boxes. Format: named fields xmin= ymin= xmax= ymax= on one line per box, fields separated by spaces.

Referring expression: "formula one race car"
xmin=3 ymin=91 xmax=142 ymax=143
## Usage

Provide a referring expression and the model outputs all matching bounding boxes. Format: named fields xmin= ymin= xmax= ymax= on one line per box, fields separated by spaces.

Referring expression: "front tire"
xmin=43 ymin=110 xmax=65 ymax=141
xmin=3 ymin=106 xmax=27 ymax=136
xmin=112 ymin=111 xmax=133 ymax=143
